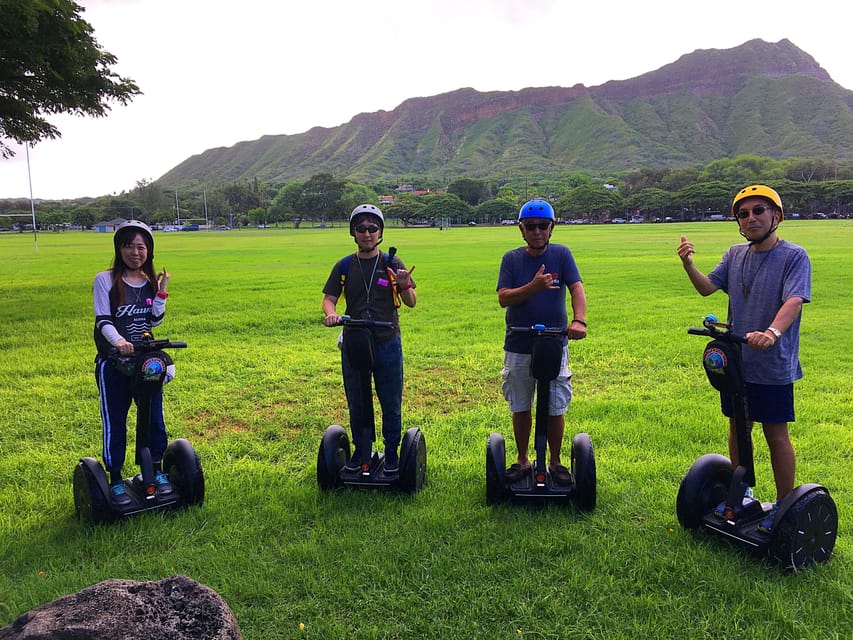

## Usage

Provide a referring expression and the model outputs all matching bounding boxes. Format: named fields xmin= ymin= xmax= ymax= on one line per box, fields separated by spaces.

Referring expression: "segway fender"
xmin=571 ymin=432 xmax=596 ymax=511
xmin=317 ymin=425 xmax=349 ymax=491
xmin=398 ymin=427 xmax=426 ymax=493
xmin=770 ymin=483 xmax=837 ymax=569
xmin=162 ymin=438 xmax=205 ymax=506
xmin=486 ymin=433 xmax=507 ymax=505
xmin=73 ymin=457 xmax=114 ymax=524
xmin=676 ymin=453 xmax=732 ymax=530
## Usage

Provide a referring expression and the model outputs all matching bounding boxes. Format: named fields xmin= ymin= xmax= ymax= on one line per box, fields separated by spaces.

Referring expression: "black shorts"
xmin=720 ymin=382 xmax=795 ymax=423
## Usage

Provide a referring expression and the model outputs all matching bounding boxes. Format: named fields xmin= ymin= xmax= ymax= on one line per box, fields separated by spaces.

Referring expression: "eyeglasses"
xmin=736 ymin=205 xmax=773 ymax=219
xmin=523 ymin=222 xmax=552 ymax=231
xmin=355 ymin=225 xmax=380 ymax=234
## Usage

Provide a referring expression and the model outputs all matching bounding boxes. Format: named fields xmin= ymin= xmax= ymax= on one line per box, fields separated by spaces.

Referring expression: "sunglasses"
xmin=736 ymin=205 xmax=773 ymax=219
xmin=523 ymin=222 xmax=552 ymax=231
xmin=355 ymin=225 xmax=380 ymax=234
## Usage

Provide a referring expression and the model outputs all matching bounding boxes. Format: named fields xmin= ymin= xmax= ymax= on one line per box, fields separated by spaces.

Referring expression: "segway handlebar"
xmin=336 ymin=315 xmax=396 ymax=330
xmin=687 ymin=315 xmax=747 ymax=344
xmin=108 ymin=335 xmax=187 ymax=357
xmin=509 ymin=324 xmax=569 ymax=337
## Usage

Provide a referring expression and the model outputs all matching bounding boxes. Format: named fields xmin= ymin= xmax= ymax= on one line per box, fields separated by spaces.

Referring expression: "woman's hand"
xmin=157 ymin=267 xmax=170 ymax=292
xmin=115 ymin=338 xmax=134 ymax=355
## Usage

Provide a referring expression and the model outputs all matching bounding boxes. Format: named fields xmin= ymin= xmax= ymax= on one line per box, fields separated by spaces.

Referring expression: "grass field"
xmin=1 ymin=221 xmax=851 ymax=639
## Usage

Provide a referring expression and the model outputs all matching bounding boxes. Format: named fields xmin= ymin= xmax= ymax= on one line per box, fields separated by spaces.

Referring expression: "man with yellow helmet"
xmin=676 ymin=184 xmax=811 ymax=533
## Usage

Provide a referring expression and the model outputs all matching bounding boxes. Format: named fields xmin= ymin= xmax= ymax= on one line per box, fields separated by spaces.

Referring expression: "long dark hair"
xmin=110 ymin=227 xmax=158 ymax=305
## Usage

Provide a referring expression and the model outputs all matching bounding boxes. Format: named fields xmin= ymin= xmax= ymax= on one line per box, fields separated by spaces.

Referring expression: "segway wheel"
xmin=771 ymin=488 xmax=838 ymax=569
xmin=73 ymin=458 xmax=113 ymax=524
xmin=676 ymin=453 xmax=732 ymax=530
xmin=317 ymin=425 xmax=349 ymax=491
xmin=162 ymin=439 xmax=205 ymax=506
xmin=398 ymin=427 xmax=427 ymax=493
xmin=486 ymin=433 xmax=507 ymax=505
xmin=571 ymin=432 xmax=596 ymax=511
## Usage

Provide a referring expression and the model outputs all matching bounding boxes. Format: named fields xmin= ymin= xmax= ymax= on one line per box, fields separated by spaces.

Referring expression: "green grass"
xmin=1 ymin=222 xmax=852 ymax=639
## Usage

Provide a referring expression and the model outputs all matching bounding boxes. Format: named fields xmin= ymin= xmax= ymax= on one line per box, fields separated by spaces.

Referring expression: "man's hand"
xmin=677 ymin=236 xmax=695 ymax=267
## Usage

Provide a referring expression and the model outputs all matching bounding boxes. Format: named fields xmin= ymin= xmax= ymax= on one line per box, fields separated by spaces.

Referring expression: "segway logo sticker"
xmin=141 ymin=357 xmax=165 ymax=381
xmin=704 ymin=348 xmax=727 ymax=375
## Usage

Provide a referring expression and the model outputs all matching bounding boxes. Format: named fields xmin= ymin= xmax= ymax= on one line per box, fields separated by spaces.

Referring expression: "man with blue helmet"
xmin=497 ymin=199 xmax=587 ymax=484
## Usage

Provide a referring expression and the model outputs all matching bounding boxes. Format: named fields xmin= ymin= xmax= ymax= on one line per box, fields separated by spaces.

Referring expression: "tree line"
xmin=2 ymin=155 xmax=851 ymax=231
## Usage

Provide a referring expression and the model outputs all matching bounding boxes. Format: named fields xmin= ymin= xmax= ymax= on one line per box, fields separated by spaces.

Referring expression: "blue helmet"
xmin=518 ymin=199 xmax=555 ymax=221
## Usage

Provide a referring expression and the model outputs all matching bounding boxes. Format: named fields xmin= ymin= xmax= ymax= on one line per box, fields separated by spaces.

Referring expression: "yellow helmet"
xmin=732 ymin=184 xmax=784 ymax=220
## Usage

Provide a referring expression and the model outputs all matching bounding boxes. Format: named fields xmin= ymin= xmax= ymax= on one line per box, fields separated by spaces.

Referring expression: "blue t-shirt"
xmin=497 ymin=243 xmax=582 ymax=353
xmin=708 ymin=239 xmax=810 ymax=384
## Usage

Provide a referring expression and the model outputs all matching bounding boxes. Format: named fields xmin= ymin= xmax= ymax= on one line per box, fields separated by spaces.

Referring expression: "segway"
xmin=486 ymin=324 xmax=595 ymax=509
xmin=676 ymin=315 xmax=837 ymax=569
xmin=317 ymin=316 xmax=426 ymax=493
xmin=74 ymin=335 xmax=204 ymax=524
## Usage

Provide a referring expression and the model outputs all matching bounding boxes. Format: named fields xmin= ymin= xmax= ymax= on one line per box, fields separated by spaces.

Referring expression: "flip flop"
xmin=549 ymin=464 xmax=572 ymax=486
xmin=505 ymin=462 xmax=531 ymax=482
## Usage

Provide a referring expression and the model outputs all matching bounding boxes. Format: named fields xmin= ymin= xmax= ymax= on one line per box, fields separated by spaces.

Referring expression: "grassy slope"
xmin=0 ymin=222 xmax=851 ymax=639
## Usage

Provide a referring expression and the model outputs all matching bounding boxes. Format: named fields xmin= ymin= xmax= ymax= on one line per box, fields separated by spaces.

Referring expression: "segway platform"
xmin=74 ymin=437 xmax=204 ymax=524
xmin=317 ymin=424 xmax=427 ymax=494
xmin=487 ymin=431 xmax=595 ymax=509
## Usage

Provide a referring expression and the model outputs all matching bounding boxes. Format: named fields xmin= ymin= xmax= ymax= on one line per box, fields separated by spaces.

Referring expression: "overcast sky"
xmin=1 ymin=0 xmax=850 ymax=200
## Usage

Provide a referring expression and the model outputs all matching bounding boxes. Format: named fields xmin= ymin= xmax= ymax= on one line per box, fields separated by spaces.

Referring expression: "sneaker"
xmin=758 ymin=501 xmax=780 ymax=534
xmin=154 ymin=471 xmax=173 ymax=495
xmin=715 ymin=487 xmax=756 ymax=519
xmin=344 ymin=455 xmax=363 ymax=472
xmin=110 ymin=482 xmax=132 ymax=505
xmin=385 ymin=456 xmax=400 ymax=475
xmin=384 ymin=452 xmax=399 ymax=474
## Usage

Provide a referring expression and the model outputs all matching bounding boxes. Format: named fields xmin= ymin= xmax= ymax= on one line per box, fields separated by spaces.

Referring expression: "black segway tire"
xmin=317 ymin=425 xmax=349 ymax=491
xmin=398 ymin=427 xmax=426 ymax=493
xmin=486 ymin=433 xmax=507 ymax=505
xmin=571 ymin=432 xmax=596 ymax=511
xmin=770 ymin=486 xmax=838 ymax=570
xmin=162 ymin=439 xmax=205 ymax=506
xmin=676 ymin=453 xmax=732 ymax=530
xmin=73 ymin=458 xmax=113 ymax=524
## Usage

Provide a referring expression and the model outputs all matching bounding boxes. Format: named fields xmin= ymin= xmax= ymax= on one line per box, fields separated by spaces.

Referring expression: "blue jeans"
xmin=95 ymin=357 xmax=168 ymax=475
xmin=341 ymin=334 xmax=404 ymax=459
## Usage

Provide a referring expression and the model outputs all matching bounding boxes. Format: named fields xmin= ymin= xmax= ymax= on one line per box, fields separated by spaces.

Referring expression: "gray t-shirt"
xmin=708 ymin=239 xmax=810 ymax=384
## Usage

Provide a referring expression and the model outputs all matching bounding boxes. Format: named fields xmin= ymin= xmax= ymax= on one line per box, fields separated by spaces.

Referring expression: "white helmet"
xmin=349 ymin=204 xmax=384 ymax=236
xmin=114 ymin=219 xmax=154 ymax=251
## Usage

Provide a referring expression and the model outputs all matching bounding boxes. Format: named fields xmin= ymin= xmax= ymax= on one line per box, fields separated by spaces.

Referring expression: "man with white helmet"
xmin=322 ymin=204 xmax=417 ymax=473
xmin=677 ymin=184 xmax=811 ymax=533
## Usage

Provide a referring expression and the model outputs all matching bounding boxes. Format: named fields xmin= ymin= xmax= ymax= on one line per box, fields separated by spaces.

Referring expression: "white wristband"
xmin=767 ymin=327 xmax=782 ymax=340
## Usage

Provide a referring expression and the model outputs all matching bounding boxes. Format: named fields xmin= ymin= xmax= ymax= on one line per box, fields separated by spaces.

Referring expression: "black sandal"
xmin=549 ymin=464 xmax=572 ymax=486
xmin=505 ymin=463 xmax=531 ymax=482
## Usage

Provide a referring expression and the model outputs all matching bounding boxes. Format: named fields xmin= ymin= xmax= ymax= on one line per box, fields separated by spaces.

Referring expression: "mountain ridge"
xmin=158 ymin=39 xmax=852 ymax=190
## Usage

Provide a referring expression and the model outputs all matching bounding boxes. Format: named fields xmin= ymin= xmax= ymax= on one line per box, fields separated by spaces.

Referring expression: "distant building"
xmin=95 ymin=218 xmax=127 ymax=233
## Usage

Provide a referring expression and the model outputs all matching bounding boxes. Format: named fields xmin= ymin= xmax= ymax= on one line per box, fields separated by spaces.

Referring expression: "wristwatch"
xmin=766 ymin=327 xmax=782 ymax=340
